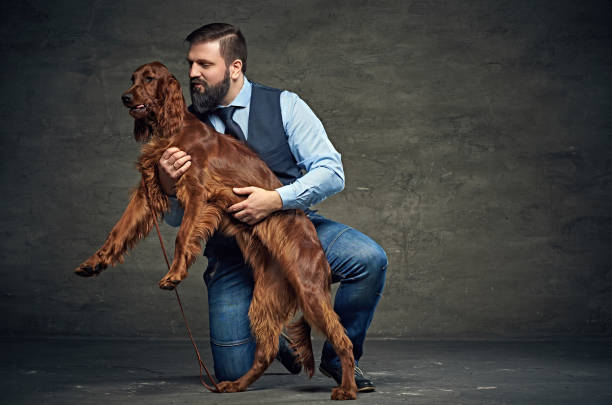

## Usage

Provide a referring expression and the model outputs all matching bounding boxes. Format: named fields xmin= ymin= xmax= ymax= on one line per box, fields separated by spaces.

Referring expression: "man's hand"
xmin=228 ymin=186 xmax=283 ymax=225
xmin=157 ymin=147 xmax=192 ymax=195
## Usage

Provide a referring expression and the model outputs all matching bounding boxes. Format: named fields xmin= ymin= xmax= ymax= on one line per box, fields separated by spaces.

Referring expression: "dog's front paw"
xmin=158 ymin=277 xmax=178 ymax=290
xmin=74 ymin=260 xmax=107 ymax=277
xmin=331 ymin=386 xmax=357 ymax=400
xmin=158 ymin=270 xmax=187 ymax=290
xmin=215 ymin=380 xmax=245 ymax=393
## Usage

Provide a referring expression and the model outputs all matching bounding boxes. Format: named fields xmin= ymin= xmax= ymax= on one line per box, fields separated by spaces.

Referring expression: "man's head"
xmin=185 ymin=23 xmax=247 ymax=113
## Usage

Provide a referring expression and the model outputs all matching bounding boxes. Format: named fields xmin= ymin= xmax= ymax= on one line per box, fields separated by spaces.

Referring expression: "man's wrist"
xmin=275 ymin=185 xmax=295 ymax=210
xmin=272 ymin=190 xmax=283 ymax=211
xmin=156 ymin=164 xmax=177 ymax=196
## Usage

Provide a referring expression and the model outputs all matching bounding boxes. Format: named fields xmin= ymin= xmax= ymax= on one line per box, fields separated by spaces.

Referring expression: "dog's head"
xmin=121 ymin=62 xmax=185 ymax=142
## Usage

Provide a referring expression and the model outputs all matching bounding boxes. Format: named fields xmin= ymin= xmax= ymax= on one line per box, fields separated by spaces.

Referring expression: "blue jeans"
xmin=203 ymin=212 xmax=387 ymax=381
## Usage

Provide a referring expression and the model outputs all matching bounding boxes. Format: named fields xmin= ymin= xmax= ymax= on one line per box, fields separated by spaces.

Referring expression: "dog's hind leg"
xmin=257 ymin=216 xmax=357 ymax=400
xmin=299 ymin=272 xmax=357 ymax=400
xmin=215 ymin=239 xmax=296 ymax=393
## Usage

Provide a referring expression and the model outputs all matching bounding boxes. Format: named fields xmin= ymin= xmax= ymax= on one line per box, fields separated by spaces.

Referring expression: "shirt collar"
xmin=218 ymin=76 xmax=251 ymax=109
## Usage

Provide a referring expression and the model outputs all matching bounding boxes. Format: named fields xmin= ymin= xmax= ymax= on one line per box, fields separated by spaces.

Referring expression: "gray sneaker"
xmin=276 ymin=332 xmax=302 ymax=374
xmin=319 ymin=362 xmax=375 ymax=392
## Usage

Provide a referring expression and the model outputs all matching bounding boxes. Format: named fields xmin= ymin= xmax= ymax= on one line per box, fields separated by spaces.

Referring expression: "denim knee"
xmin=211 ymin=336 xmax=256 ymax=381
xmin=348 ymin=239 xmax=388 ymax=283
xmin=359 ymin=242 xmax=388 ymax=273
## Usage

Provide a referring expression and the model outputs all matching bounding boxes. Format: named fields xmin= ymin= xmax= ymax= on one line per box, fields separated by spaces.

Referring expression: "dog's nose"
xmin=121 ymin=93 xmax=133 ymax=104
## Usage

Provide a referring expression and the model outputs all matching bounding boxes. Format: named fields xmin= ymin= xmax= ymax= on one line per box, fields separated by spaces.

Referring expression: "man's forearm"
xmin=276 ymin=165 xmax=345 ymax=210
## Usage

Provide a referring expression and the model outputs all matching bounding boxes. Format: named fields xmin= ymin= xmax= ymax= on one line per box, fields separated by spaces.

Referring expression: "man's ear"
xmin=230 ymin=59 xmax=243 ymax=79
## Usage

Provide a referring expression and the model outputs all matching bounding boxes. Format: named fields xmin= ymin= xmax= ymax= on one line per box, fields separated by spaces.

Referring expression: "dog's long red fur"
xmin=75 ymin=62 xmax=357 ymax=400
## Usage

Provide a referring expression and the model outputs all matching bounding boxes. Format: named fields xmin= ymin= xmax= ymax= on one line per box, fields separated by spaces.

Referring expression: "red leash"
xmin=141 ymin=178 xmax=220 ymax=393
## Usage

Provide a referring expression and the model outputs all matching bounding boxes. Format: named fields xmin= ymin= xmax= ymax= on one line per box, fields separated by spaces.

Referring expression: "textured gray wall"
xmin=1 ymin=0 xmax=610 ymax=339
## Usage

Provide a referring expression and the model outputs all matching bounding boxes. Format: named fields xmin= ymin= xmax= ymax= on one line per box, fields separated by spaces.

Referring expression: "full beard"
xmin=190 ymin=70 xmax=230 ymax=114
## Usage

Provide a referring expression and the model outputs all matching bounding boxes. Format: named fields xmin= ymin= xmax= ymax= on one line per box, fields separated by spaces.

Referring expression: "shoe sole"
xmin=319 ymin=366 xmax=376 ymax=393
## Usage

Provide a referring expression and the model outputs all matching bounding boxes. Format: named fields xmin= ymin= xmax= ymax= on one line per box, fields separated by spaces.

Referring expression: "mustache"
xmin=190 ymin=78 xmax=207 ymax=87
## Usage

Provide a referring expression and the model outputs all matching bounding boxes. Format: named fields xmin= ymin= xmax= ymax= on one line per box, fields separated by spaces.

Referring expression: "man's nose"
xmin=188 ymin=64 xmax=200 ymax=79
xmin=121 ymin=93 xmax=133 ymax=104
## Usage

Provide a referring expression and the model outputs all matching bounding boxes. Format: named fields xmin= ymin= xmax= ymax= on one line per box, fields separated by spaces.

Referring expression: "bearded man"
xmin=158 ymin=23 xmax=387 ymax=392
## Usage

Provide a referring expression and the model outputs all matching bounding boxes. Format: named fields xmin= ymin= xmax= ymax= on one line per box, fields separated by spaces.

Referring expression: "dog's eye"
xmin=145 ymin=76 xmax=155 ymax=83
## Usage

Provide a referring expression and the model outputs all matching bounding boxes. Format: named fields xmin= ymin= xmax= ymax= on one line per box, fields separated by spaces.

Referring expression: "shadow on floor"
xmin=2 ymin=337 xmax=611 ymax=404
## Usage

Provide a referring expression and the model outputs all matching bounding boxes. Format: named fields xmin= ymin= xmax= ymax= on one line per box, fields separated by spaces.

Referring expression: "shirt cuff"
xmin=275 ymin=184 xmax=300 ymax=210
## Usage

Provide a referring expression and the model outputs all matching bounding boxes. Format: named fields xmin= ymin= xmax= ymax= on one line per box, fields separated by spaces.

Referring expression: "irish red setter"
xmin=74 ymin=61 xmax=357 ymax=400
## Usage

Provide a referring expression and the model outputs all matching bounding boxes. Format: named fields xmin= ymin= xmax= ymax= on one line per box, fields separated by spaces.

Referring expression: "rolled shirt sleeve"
xmin=275 ymin=91 xmax=345 ymax=210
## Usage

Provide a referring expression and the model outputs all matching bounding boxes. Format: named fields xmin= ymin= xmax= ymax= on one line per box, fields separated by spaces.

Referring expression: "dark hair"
xmin=185 ymin=23 xmax=248 ymax=73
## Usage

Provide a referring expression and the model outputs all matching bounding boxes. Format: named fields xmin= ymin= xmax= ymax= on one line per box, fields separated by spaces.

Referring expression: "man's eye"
xmin=145 ymin=76 xmax=155 ymax=83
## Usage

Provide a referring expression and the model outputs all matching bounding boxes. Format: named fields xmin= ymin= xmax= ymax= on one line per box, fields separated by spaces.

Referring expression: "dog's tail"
xmin=287 ymin=315 xmax=315 ymax=377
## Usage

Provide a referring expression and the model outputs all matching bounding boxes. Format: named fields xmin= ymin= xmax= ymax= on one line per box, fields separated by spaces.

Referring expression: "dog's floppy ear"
xmin=133 ymin=119 xmax=151 ymax=142
xmin=157 ymin=74 xmax=185 ymax=136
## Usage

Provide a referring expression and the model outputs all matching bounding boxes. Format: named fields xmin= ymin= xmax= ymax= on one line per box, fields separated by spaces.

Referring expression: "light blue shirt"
xmin=164 ymin=77 xmax=344 ymax=226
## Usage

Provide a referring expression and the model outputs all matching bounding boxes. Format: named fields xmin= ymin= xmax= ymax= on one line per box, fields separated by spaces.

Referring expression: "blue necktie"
xmin=215 ymin=106 xmax=246 ymax=142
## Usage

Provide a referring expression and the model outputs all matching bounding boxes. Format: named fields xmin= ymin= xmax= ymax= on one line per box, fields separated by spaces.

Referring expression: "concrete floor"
xmin=2 ymin=337 xmax=611 ymax=404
